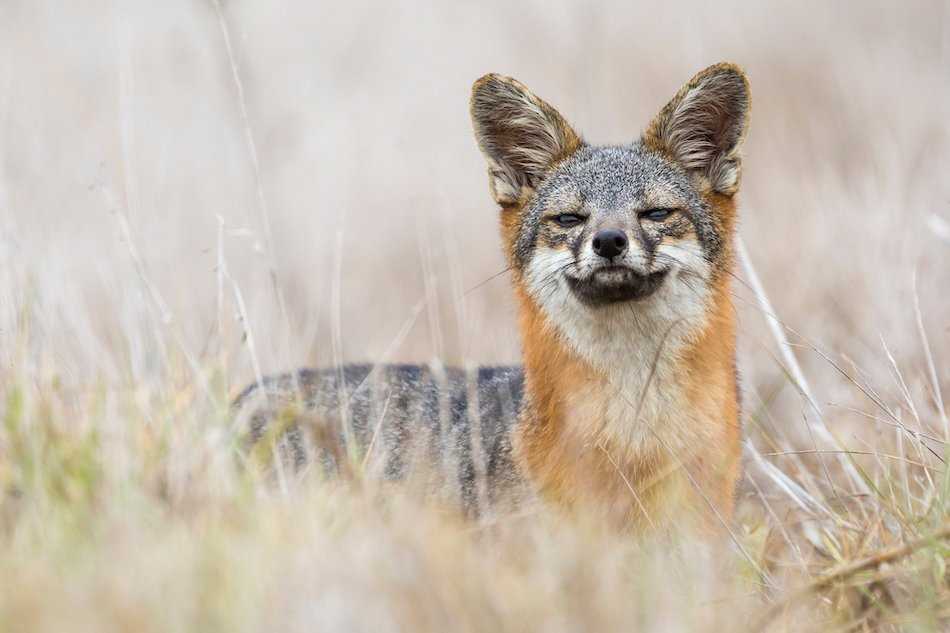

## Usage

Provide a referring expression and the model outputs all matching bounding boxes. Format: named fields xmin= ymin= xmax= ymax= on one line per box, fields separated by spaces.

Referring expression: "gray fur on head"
xmin=470 ymin=63 xmax=750 ymax=204
xmin=514 ymin=144 xmax=722 ymax=268
xmin=469 ymin=63 xmax=750 ymax=273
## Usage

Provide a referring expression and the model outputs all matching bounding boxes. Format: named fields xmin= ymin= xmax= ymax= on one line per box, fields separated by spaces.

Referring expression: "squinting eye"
xmin=641 ymin=208 xmax=674 ymax=222
xmin=554 ymin=213 xmax=585 ymax=228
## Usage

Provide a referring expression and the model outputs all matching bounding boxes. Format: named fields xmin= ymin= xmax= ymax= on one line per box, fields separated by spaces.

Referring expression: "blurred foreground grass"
xmin=1 ymin=339 xmax=947 ymax=632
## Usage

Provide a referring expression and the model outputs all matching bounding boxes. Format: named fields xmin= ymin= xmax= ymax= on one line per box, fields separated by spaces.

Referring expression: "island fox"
xmin=234 ymin=63 xmax=750 ymax=532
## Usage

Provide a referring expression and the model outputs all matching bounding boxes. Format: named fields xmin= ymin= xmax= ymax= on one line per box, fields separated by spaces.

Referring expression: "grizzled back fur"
xmin=232 ymin=364 xmax=525 ymax=514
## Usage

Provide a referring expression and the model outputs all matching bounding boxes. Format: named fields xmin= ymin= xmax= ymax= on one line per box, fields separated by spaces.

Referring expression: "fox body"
xmin=236 ymin=363 xmax=525 ymax=511
xmin=235 ymin=63 xmax=750 ymax=531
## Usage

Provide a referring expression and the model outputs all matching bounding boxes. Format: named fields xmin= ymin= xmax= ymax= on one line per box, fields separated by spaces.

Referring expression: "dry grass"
xmin=1 ymin=1 xmax=949 ymax=631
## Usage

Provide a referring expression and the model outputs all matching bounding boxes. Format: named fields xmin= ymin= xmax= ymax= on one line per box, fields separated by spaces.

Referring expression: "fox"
xmin=234 ymin=62 xmax=750 ymax=533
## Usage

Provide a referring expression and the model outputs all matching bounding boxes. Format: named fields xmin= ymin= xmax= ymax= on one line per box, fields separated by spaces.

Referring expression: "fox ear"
xmin=470 ymin=74 xmax=581 ymax=205
xmin=643 ymin=63 xmax=750 ymax=196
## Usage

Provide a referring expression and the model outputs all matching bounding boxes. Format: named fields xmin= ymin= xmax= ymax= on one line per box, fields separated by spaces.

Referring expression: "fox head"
xmin=470 ymin=64 xmax=749 ymax=354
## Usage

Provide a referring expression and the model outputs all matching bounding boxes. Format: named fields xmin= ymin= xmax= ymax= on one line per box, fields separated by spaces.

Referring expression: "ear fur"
xmin=470 ymin=74 xmax=581 ymax=205
xmin=643 ymin=63 xmax=750 ymax=196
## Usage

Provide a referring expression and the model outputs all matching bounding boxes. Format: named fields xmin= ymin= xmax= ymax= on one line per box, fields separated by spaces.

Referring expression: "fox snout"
xmin=589 ymin=222 xmax=662 ymax=268
xmin=591 ymin=228 xmax=628 ymax=261
xmin=583 ymin=217 xmax=663 ymax=273
xmin=557 ymin=223 xmax=669 ymax=306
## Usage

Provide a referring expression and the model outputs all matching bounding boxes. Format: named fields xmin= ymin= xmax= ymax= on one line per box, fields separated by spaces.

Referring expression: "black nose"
xmin=591 ymin=229 xmax=628 ymax=260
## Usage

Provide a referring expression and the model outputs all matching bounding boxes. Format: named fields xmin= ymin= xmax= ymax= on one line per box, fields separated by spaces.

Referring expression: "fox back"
xmin=236 ymin=63 xmax=750 ymax=531
xmin=233 ymin=364 xmax=526 ymax=514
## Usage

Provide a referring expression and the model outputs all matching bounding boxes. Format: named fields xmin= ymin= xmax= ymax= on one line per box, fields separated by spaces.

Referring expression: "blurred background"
xmin=1 ymin=1 xmax=948 ymax=420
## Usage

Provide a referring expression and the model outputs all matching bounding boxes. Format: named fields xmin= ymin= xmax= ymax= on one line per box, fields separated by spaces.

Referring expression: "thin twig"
xmin=913 ymin=269 xmax=948 ymax=441
xmin=764 ymin=449 xmax=943 ymax=474
xmin=598 ymin=444 xmax=657 ymax=531
xmin=210 ymin=0 xmax=290 ymax=337
xmin=736 ymin=237 xmax=867 ymax=497
xmin=754 ymin=522 xmax=950 ymax=631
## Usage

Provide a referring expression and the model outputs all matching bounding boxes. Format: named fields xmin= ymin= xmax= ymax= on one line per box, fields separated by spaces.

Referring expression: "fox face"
xmin=471 ymin=64 xmax=749 ymax=354
xmin=519 ymin=145 xmax=715 ymax=309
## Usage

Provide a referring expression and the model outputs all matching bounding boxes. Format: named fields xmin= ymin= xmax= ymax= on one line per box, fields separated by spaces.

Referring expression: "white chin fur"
xmin=524 ymin=241 xmax=714 ymax=454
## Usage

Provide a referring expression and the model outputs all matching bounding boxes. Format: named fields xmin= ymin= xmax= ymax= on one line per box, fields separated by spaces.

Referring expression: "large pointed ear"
xmin=470 ymin=74 xmax=581 ymax=206
xmin=643 ymin=63 xmax=750 ymax=196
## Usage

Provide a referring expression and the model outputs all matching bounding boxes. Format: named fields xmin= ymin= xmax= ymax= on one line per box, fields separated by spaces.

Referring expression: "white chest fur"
xmin=526 ymin=248 xmax=714 ymax=456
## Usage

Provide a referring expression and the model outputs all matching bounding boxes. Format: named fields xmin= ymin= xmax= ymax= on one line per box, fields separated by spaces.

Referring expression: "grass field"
xmin=1 ymin=1 xmax=949 ymax=631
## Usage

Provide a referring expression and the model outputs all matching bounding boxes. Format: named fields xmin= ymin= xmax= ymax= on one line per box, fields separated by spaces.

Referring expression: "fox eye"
xmin=553 ymin=213 xmax=585 ymax=228
xmin=640 ymin=208 xmax=675 ymax=222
